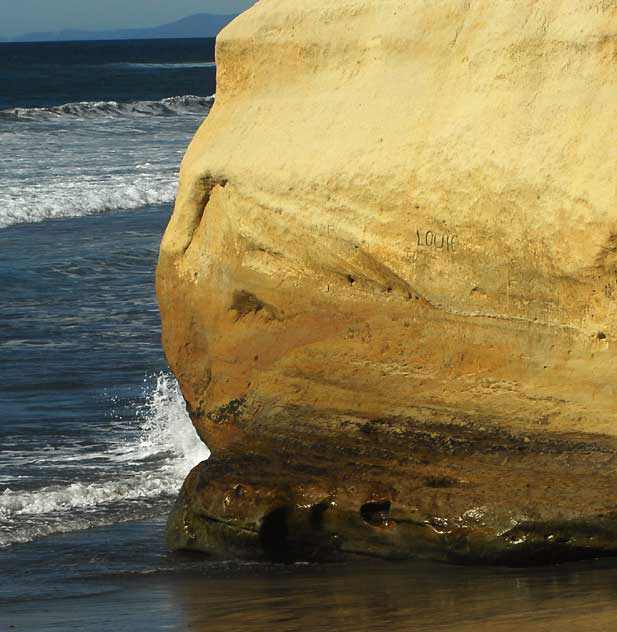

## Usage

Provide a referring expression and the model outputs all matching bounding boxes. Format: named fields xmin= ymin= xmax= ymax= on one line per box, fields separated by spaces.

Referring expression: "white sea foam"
xmin=0 ymin=177 xmax=178 ymax=228
xmin=0 ymin=94 xmax=213 ymax=228
xmin=0 ymin=373 xmax=210 ymax=547
xmin=0 ymin=94 xmax=215 ymax=121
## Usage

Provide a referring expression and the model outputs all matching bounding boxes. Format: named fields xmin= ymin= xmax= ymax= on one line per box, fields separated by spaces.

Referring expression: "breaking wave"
xmin=0 ymin=373 xmax=210 ymax=547
xmin=0 ymin=176 xmax=179 ymax=228
xmin=0 ymin=94 xmax=215 ymax=121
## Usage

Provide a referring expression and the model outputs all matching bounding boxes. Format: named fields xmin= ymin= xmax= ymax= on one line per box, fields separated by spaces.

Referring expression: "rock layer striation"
xmin=157 ymin=0 xmax=617 ymax=564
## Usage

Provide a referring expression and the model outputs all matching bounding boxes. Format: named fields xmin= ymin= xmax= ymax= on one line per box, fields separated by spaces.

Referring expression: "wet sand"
xmin=4 ymin=543 xmax=617 ymax=631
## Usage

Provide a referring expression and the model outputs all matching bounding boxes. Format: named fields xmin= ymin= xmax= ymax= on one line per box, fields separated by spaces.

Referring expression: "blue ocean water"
xmin=3 ymin=37 xmax=617 ymax=632
xmin=0 ymin=39 xmax=216 ymax=228
xmin=0 ymin=39 xmax=216 ymax=109
xmin=0 ymin=39 xmax=212 ymax=596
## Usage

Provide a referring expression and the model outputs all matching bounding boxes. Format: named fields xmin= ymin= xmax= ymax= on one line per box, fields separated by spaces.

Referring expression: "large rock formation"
xmin=157 ymin=0 xmax=617 ymax=564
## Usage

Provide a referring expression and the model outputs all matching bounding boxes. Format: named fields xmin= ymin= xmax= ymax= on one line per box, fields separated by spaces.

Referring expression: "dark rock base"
xmin=167 ymin=406 xmax=617 ymax=566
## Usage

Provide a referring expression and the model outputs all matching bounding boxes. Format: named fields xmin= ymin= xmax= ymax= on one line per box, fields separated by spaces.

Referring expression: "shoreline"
xmin=4 ymin=517 xmax=617 ymax=631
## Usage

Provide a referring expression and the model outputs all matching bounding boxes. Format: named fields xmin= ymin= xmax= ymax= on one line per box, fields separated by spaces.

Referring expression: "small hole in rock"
xmin=597 ymin=332 xmax=607 ymax=340
xmin=309 ymin=502 xmax=330 ymax=530
xmin=346 ymin=275 xmax=356 ymax=285
xmin=360 ymin=501 xmax=391 ymax=527
xmin=259 ymin=507 xmax=290 ymax=561
xmin=230 ymin=290 xmax=265 ymax=320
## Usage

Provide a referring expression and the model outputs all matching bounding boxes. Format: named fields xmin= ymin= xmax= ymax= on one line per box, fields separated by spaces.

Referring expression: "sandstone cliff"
xmin=157 ymin=0 xmax=617 ymax=564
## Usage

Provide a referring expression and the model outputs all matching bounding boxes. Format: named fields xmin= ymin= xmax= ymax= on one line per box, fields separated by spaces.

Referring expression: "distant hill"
xmin=13 ymin=13 xmax=238 ymax=43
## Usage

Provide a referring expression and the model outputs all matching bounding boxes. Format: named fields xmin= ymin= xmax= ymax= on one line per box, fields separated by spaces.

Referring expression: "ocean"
xmin=2 ymin=37 xmax=617 ymax=632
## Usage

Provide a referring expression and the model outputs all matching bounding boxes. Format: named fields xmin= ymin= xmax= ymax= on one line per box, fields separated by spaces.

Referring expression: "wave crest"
xmin=0 ymin=373 xmax=209 ymax=547
xmin=0 ymin=177 xmax=179 ymax=228
xmin=0 ymin=94 xmax=215 ymax=121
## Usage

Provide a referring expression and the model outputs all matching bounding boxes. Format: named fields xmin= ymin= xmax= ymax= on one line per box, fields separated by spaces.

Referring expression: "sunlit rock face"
xmin=157 ymin=0 xmax=617 ymax=564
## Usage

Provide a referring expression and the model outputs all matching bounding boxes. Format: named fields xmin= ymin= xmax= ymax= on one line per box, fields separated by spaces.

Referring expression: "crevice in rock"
xmin=230 ymin=289 xmax=264 ymax=320
xmin=182 ymin=174 xmax=228 ymax=256
xmin=309 ymin=502 xmax=330 ymax=530
xmin=259 ymin=507 xmax=290 ymax=561
xmin=424 ymin=475 xmax=460 ymax=488
xmin=230 ymin=289 xmax=280 ymax=321
xmin=360 ymin=501 xmax=391 ymax=527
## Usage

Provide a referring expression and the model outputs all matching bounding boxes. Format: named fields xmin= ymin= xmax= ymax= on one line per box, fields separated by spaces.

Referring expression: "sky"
xmin=0 ymin=0 xmax=256 ymax=38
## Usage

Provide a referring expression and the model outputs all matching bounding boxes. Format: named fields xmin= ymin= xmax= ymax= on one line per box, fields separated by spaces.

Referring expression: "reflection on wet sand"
xmin=167 ymin=558 xmax=617 ymax=631
xmin=5 ymin=554 xmax=617 ymax=631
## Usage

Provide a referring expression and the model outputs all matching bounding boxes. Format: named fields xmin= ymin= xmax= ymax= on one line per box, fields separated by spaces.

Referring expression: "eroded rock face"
xmin=157 ymin=0 xmax=617 ymax=564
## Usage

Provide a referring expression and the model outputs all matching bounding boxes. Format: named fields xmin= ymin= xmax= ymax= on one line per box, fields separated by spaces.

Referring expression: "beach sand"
xmin=4 ymin=518 xmax=617 ymax=632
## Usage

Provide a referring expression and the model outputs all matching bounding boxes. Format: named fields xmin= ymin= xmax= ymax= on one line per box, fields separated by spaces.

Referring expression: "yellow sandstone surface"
xmin=157 ymin=0 xmax=617 ymax=563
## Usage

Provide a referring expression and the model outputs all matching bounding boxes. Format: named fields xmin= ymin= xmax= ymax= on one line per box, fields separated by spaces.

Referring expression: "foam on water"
xmin=0 ymin=94 xmax=215 ymax=121
xmin=0 ymin=176 xmax=178 ymax=228
xmin=0 ymin=373 xmax=210 ymax=547
xmin=0 ymin=94 xmax=214 ymax=228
